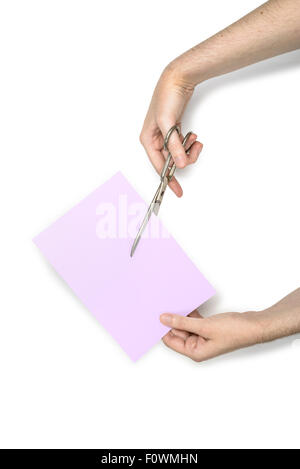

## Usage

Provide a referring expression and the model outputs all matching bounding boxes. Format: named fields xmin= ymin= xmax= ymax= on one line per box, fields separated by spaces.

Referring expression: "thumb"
xmin=160 ymin=313 xmax=212 ymax=338
xmin=158 ymin=119 xmax=188 ymax=169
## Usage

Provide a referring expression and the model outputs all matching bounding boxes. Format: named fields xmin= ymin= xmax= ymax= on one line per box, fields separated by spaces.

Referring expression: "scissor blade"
xmin=130 ymin=205 xmax=153 ymax=257
xmin=152 ymin=202 xmax=160 ymax=216
xmin=153 ymin=181 xmax=167 ymax=215
xmin=130 ymin=185 xmax=162 ymax=257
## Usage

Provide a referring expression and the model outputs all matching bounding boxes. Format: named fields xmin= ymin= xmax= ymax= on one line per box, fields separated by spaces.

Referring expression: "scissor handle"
xmin=130 ymin=126 xmax=194 ymax=256
xmin=163 ymin=125 xmax=181 ymax=152
xmin=161 ymin=125 xmax=193 ymax=182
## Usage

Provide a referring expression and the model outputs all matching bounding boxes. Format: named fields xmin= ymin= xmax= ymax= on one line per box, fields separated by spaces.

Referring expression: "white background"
xmin=0 ymin=0 xmax=299 ymax=449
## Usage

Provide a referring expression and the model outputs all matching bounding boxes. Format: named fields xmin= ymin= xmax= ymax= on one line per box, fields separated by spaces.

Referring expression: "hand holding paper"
xmin=160 ymin=287 xmax=300 ymax=362
xmin=34 ymin=172 xmax=215 ymax=361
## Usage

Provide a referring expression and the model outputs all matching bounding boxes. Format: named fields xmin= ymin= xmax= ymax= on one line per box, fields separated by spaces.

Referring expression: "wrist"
xmin=164 ymin=46 xmax=210 ymax=89
xmin=242 ymin=309 xmax=282 ymax=344
xmin=162 ymin=59 xmax=197 ymax=96
xmin=239 ymin=310 xmax=266 ymax=346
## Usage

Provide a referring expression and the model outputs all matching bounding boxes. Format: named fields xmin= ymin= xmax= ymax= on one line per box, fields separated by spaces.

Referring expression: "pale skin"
xmin=160 ymin=289 xmax=300 ymax=362
xmin=139 ymin=0 xmax=300 ymax=361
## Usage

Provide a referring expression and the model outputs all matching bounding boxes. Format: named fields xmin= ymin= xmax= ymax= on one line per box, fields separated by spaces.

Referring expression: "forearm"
xmin=167 ymin=0 xmax=300 ymax=88
xmin=161 ymin=289 xmax=300 ymax=362
xmin=259 ymin=288 xmax=300 ymax=342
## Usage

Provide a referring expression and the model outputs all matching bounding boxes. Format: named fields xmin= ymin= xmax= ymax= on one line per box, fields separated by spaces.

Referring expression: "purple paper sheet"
xmin=34 ymin=172 xmax=215 ymax=361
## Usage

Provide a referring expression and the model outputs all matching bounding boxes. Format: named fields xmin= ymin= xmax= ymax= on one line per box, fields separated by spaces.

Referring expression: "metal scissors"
xmin=130 ymin=124 xmax=193 ymax=257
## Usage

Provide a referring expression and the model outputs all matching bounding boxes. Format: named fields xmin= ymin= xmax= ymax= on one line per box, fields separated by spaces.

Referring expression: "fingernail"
xmin=160 ymin=313 xmax=173 ymax=326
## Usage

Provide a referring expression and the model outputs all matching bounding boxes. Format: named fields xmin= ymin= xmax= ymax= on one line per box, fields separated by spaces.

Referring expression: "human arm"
xmin=140 ymin=0 xmax=300 ymax=196
xmin=160 ymin=288 xmax=300 ymax=362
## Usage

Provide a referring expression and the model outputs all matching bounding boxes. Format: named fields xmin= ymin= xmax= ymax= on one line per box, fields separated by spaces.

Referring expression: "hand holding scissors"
xmin=131 ymin=125 xmax=195 ymax=257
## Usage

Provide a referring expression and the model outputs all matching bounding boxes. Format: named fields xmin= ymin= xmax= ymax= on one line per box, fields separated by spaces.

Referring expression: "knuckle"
xmin=192 ymin=355 xmax=202 ymax=363
xmin=173 ymin=315 xmax=184 ymax=329
xmin=139 ymin=132 xmax=145 ymax=146
xmin=172 ymin=315 xmax=180 ymax=327
xmin=187 ymin=337 xmax=197 ymax=351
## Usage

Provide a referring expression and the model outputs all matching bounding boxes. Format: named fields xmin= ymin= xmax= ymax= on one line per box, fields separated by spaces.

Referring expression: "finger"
xmin=144 ymin=144 xmax=165 ymax=175
xmin=192 ymin=339 xmax=223 ymax=362
xmin=169 ymin=328 xmax=190 ymax=341
xmin=161 ymin=132 xmax=197 ymax=159
xmin=161 ymin=131 xmax=203 ymax=168
xmin=162 ymin=332 xmax=189 ymax=356
xmin=169 ymin=311 xmax=203 ymax=339
xmin=167 ymin=310 xmax=205 ymax=341
xmin=168 ymin=177 xmax=183 ymax=198
xmin=167 ymin=312 xmax=205 ymax=343
xmin=145 ymin=145 xmax=183 ymax=197
xmin=162 ymin=331 xmax=208 ymax=361
xmin=160 ymin=313 xmax=211 ymax=338
xmin=183 ymin=132 xmax=197 ymax=151
xmin=163 ymin=332 xmax=218 ymax=362
xmin=186 ymin=334 xmax=207 ymax=347
xmin=186 ymin=141 xmax=203 ymax=165
xmin=160 ymin=124 xmax=189 ymax=169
